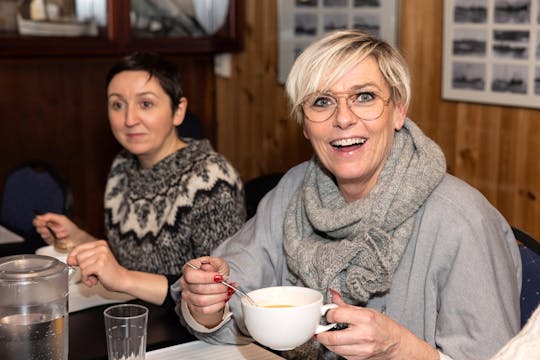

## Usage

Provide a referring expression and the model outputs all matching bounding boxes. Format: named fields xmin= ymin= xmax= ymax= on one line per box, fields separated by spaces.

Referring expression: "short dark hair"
xmin=106 ymin=52 xmax=184 ymax=113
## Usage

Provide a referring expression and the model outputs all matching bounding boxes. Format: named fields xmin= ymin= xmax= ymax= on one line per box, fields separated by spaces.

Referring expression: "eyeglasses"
xmin=301 ymin=90 xmax=391 ymax=123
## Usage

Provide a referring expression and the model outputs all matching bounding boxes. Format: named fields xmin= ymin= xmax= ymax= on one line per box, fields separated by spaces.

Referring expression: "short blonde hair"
xmin=285 ymin=30 xmax=411 ymax=124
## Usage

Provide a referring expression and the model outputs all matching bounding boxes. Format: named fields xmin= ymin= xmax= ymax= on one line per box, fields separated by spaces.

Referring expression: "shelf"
xmin=0 ymin=0 xmax=243 ymax=58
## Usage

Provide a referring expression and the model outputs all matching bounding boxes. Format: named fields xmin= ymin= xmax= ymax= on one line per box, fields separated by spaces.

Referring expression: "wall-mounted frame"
xmin=277 ymin=0 xmax=398 ymax=84
xmin=443 ymin=0 xmax=540 ymax=109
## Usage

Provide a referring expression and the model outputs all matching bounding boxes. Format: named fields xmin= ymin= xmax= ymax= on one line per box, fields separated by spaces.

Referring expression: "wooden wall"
xmin=215 ymin=0 xmax=540 ymax=239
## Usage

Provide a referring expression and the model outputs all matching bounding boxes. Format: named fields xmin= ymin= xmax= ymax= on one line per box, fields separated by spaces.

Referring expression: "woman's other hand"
xmin=32 ymin=212 xmax=92 ymax=247
xmin=180 ymin=256 xmax=232 ymax=328
xmin=67 ymin=240 xmax=128 ymax=291
xmin=316 ymin=290 xmax=439 ymax=360
xmin=67 ymin=240 xmax=169 ymax=305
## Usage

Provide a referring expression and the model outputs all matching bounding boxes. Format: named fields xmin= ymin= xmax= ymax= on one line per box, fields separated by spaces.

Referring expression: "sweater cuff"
xmin=180 ymin=299 xmax=232 ymax=333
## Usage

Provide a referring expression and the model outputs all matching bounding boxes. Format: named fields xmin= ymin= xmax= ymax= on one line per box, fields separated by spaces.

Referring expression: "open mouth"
xmin=330 ymin=137 xmax=367 ymax=149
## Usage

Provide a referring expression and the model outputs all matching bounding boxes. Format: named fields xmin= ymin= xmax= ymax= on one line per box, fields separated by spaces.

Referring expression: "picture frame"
xmin=442 ymin=0 xmax=540 ymax=109
xmin=277 ymin=0 xmax=399 ymax=84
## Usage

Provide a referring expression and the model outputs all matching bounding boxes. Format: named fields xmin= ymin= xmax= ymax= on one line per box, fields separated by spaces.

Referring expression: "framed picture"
xmin=277 ymin=0 xmax=399 ymax=84
xmin=442 ymin=0 xmax=540 ymax=109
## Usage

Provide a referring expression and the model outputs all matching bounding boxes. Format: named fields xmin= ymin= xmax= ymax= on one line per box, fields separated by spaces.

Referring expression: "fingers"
xmin=68 ymin=240 xmax=108 ymax=262
xmin=180 ymin=257 xmax=231 ymax=315
xmin=33 ymin=213 xmax=74 ymax=242
xmin=183 ymin=256 xmax=229 ymax=282
xmin=185 ymin=256 xmax=227 ymax=273
xmin=67 ymin=240 xmax=116 ymax=286
xmin=316 ymin=300 xmax=401 ymax=359
xmin=33 ymin=212 xmax=66 ymax=226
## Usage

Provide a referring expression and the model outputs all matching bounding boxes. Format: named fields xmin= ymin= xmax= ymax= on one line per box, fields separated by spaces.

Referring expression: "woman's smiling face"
xmin=302 ymin=56 xmax=406 ymax=202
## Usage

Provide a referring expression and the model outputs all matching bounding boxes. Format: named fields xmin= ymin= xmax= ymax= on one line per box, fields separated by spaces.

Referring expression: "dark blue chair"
xmin=244 ymin=173 xmax=284 ymax=219
xmin=0 ymin=160 xmax=72 ymax=254
xmin=512 ymin=227 xmax=540 ymax=328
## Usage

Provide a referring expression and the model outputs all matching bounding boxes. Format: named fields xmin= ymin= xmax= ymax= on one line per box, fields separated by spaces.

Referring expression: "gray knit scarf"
xmin=281 ymin=119 xmax=446 ymax=359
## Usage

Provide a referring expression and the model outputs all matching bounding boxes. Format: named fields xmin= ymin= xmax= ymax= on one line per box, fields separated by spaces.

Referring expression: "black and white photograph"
xmin=278 ymin=0 xmax=397 ymax=83
xmin=443 ymin=0 xmax=540 ymax=108
xmin=295 ymin=13 xmax=317 ymax=35
xmin=295 ymin=0 xmax=318 ymax=7
xmin=537 ymin=30 xmax=540 ymax=58
xmin=324 ymin=14 xmax=348 ymax=32
xmin=491 ymin=64 xmax=528 ymax=94
xmin=452 ymin=62 xmax=485 ymax=90
xmin=535 ymin=67 xmax=540 ymax=94
xmin=324 ymin=0 xmax=348 ymax=7
xmin=453 ymin=0 xmax=487 ymax=24
xmin=354 ymin=0 xmax=381 ymax=6
xmin=494 ymin=0 xmax=531 ymax=24
xmin=492 ymin=30 xmax=529 ymax=59
xmin=453 ymin=28 xmax=486 ymax=56
xmin=353 ymin=14 xmax=380 ymax=37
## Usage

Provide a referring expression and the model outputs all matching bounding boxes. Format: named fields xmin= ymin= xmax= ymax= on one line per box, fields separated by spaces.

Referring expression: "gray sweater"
xmin=176 ymin=161 xmax=521 ymax=360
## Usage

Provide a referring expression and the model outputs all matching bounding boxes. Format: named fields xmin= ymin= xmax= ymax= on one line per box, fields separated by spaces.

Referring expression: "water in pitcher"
xmin=0 ymin=300 xmax=68 ymax=360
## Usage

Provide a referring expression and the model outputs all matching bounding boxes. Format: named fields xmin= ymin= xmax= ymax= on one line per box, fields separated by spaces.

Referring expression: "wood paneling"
xmin=0 ymin=56 xmax=215 ymax=237
xmin=215 ymin=0 xmax=540 ymax=239
xmin=216 ymin=0 xmax=311 ymax=181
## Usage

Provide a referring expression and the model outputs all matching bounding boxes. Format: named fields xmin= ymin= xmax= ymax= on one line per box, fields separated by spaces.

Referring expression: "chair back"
xmin=176 ymin=111 xmax=205 ymax=140
xmin=0 ymin=160 xmax=72 ymax=253
xmin=244 ymin=173 xmax=284 ymax=219
xmin=512 ymin=227 xmax=540 ymax=328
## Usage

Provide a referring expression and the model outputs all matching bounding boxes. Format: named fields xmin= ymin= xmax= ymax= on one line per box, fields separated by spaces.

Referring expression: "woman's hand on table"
xmin=180 ymin=256 xmax=231 ymax=328
xmin=32 ymin=212 xmax=92 ymax=248
xmin=67 ymin=240 xmax=128 ymax=291
xmin=67 ymin=240 xmax=169 ymax=305
xmin=316 ymin=290 xmax=439 ymax=360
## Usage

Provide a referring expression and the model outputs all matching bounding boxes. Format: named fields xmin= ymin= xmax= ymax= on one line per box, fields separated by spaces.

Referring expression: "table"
xmin=69 ymin=299 xmax=196 ymax=360
xmin=0 ymin=225 xmax=24 ymax=244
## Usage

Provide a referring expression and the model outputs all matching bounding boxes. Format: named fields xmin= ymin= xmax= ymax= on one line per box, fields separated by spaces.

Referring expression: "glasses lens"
xmin=349 ymin=96 xmax=384 ymax=121
xmin=303 ymin=92 xmax=385 ymax=122
xmin=302 ymin=93 xmax=336 ymax=122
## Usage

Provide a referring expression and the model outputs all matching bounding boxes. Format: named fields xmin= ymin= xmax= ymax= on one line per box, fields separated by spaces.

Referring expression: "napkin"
xmin=69 ymin=281 xmax=134 ymax=313
xmin=146 ymin=340 xmax=284 ymax=360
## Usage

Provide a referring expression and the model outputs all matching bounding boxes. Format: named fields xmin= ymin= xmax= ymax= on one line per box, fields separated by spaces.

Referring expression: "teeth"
xmin=331 ymin=137 xmax=367 ymax=147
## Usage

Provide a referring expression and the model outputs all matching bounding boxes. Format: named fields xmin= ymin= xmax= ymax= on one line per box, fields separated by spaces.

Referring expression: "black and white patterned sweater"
xmin=104 ymin=138 xmax=246 ymax=276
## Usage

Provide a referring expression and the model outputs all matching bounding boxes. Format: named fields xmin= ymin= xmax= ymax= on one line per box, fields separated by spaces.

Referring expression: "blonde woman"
xmin=178 ymin=30 xmax=521 ymax=359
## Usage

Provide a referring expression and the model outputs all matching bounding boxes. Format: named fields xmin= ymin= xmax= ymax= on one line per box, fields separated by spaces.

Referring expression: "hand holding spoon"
xmin=186 ymin=262 xmax=259 ymax=306
xmin=32 ymin=210 xmax=74 ymax=252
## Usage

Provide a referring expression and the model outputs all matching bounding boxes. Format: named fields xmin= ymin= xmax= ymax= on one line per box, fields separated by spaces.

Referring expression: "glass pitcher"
xmin=0 ymin=254 xmax=69 ymax=360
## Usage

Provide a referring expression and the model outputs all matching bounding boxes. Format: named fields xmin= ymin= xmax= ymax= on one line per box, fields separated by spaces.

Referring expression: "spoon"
xmin=186 ymin=262 xmax=259 ymax=306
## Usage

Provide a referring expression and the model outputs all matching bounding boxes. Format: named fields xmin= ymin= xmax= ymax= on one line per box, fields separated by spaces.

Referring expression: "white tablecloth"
xmin=147 ymin=340 xmax=284 ymax=360
xmin=0 ymin=225 xmax=24 ymax=244
xmin=69 ymin=281 xmax=134 ymax=313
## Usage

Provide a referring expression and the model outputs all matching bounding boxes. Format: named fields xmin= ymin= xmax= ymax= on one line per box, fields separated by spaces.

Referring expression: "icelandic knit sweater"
xmin=104 ymin=138 xmax=246 ymax=276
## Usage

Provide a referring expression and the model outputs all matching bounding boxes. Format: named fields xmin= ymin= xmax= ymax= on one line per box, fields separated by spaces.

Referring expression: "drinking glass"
xmin=104 ymin=304 xmax=148 ymax=360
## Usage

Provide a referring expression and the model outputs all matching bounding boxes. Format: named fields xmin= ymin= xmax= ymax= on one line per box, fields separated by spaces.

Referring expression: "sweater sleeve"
xmin=189 ymin=178 xmax=246 ymax=259
xmin=161 ymin=274 xmax=180 ymax=311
